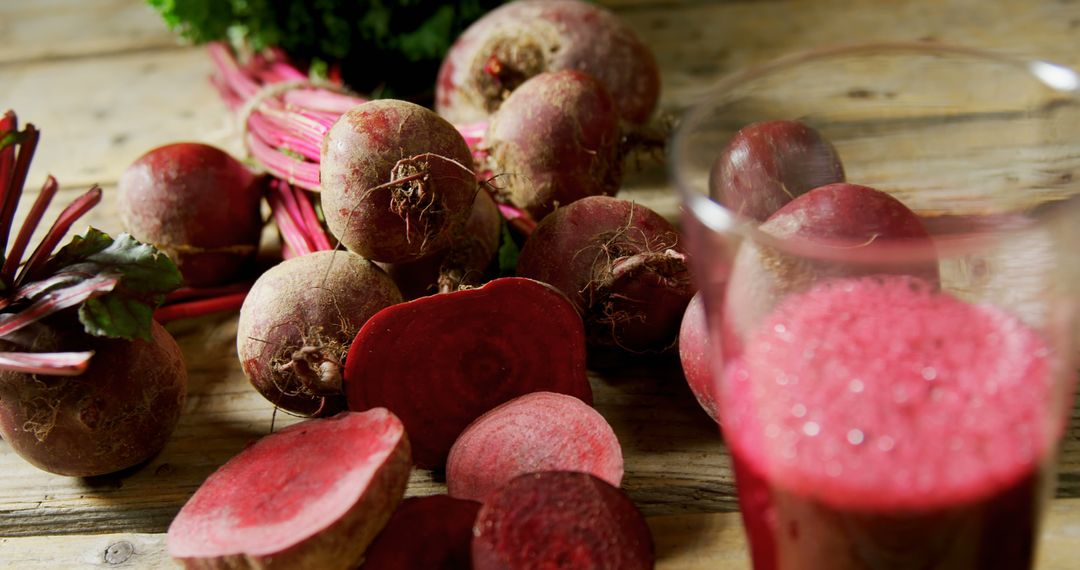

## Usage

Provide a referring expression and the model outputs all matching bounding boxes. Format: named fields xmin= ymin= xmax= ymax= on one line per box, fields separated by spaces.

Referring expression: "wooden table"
xmin=2 ymin=0 xmax=1080 ymax=568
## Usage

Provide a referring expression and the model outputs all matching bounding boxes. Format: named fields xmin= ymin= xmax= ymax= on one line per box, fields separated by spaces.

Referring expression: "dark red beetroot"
xmin=724 ymin=182 xmax=939 ymax=352
xmin=117 ymin=143 xmax=262 ymax=287
xmin=517 ymin=196 xmax=694 ymax=353
xmin=237 ymin=250 xmax=403 ymax=416
xmin=472 ymin=471 xmax=654 ymax=570
xmin=320 ymin=100 xmax=478 ymax=264
xmin=722 ymin=275 xmax=1054 ymax=570
xmin=447 ymin=391 xmax=623 ymax=502
xmin=377 ymin=188 xmax=502 ymax=299
xmin=0 ymin=319 xmax=186 ymax=477
xmin=709 ymin=120 xmax=845 ymax=222
xmin=363 ymin=495 xmax=481 ymax=569
xmin=678 ymin=292 xmax=717 ymax=422
xmin=167 ymin=408 xmax=411 ymax=569
xmin=344 ymin=277 xmax=592 ymax=468
xmin=482 ymin=71 xmax=623 ymax=220
xmin=436 ymin=0 xmax=660 ymax=125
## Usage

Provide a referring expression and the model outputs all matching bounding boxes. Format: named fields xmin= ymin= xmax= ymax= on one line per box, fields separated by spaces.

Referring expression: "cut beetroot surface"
xmin=167 ymin=409 xmax=411 ymax=569
xmin=363 ymin=495 xmax=481 ymax=569
xmin=722 ymin=275 xmax=1055 ymax=512
xmin=447 ymin=391 xmax=623 ymax=501
xmin=344 ymin=277 xmax=592 ymax=468
xmin=472 ymin=471 xmax=654 ymax=570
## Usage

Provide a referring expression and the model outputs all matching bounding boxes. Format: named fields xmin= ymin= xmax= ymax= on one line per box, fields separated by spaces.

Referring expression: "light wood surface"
xmin=1 ymin=0 xmax=1079 ymax=568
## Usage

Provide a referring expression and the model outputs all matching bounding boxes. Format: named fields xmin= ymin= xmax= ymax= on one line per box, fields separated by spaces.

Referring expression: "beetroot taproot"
xmin=167 ymin=408 xmax=410 ymax=569
xmin=472 ymin=471 xmax=654 ymax=570
xmin=344 ymin=277 xmax=592 ymax=468
xmin=447 ymin=391 xmax=623 ymax=502
xmin=709 ymin=120 xmax=845 ymax=222
xmin=481 ymin=71 xmax=623 ymax=220
xmin=437 ymin=0 xmax=660 ymax=125
xmin=678 ymin=292 xmax=717 ymax=422
xmin=117 ymin=143 xmax=262 ymax=287
xmin=363 ymin=495 xmax=481 ymax=569
xmin=517 ymin=196 xmax=693 ymax=352
xmin=320 ymin=100 xmax=477 ymax=264
xmin=237 ymin=250 xmax=403 ymax=416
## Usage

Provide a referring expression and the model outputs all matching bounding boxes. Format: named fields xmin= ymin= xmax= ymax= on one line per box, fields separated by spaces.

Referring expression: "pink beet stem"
xmin=165 ymin=281 xmax=253 ymax=303
xmin=0 ymin=273 xmax=118 ymax=338
xmin=0 ymin=350 xmax=94 ymax=376
xmin=16 ymin=186 xmax=102 ymax=286
xmin=0 ymin=112 xmax=16 ymax=223
xmin=0 ymin=123 xmax=39 ymax=260
xmin=267 ymin=181 xmax=316 ymax=256
xmin=293 ymin=186 xmax=332 ymax=251
xmin=154 ymin=291 xmax=248 ymax=323
xmin=246 ymin=132 xmax=320 ymax=191
xmin=1 ymin=271 xmax=92 ymax=311
xmin=2 ymin=175 xmax=58 ymax=282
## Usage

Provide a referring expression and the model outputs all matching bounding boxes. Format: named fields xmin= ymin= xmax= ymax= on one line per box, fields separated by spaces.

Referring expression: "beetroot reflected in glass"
xmin=671 ymin=44 xmax=1080 ymax=570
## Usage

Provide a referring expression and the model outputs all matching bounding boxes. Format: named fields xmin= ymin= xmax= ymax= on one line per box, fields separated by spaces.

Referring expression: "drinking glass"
xmin=670 ymin=43 xmax=1080 ymax=570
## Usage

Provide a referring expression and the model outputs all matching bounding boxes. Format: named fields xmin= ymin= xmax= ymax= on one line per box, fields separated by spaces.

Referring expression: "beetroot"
xmin=437 ymin=0 xmax=660 ymax=125
xmin=344 ymin=277 xmax=592 ymax=468
xmin=237 ymin=250 xmax=403 ymax=416
xmin=678 ymin=292 xmax=717 ymax=422
xmin=377 ymin=188 xmax=502 ymax=299
xmin=472 ymin=471 xmax=654 ymax=570
xmin=167 ymin=409 xmax=411 ymax=569
xmin=363 ymin=495 xmax=481 ymax=569
xmin=481 ymin=71 xmax=623 ymax=220
xmin=117 ymin=143 xmax=262 ymax=287
xmin=724 ymin=183 xmax=939 ymax=352
xmin=0 ymin=319 xmax=186 ymax=477
xmin=447 ymin=391 xmax=623 ymax=502
xmin=709 ymin=120 xmax=845 ymax=222
xmin=320 ymin=100 xmax=478 ymax=264
xmin=517 ymin=196 xmax=693 ymax=353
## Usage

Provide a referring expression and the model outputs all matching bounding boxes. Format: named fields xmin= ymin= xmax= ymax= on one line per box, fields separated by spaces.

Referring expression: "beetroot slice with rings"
xmin=344 ymin=277 xmax=592 ymax=468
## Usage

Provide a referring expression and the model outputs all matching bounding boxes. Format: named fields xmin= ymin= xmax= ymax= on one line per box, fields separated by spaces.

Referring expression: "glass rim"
xmin=670 ymin=41 xmax=1080 ymax=264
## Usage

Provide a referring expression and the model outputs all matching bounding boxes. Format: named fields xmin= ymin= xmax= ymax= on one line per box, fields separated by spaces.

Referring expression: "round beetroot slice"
xmin=344 ymin=277 xmax=592 ymax=469
xmin=166 ymin=409 xmax=411 ymax=569
xmin=472 ymin=471 xmax=654 ymax=570
xmin=447 ymin=392 xmax=623 ymax=501
xmin=363 ymin=495 xmax=481 ymax=569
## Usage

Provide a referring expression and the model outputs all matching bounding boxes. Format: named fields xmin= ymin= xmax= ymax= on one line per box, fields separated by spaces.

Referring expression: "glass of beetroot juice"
xmin=670 ymin=43 xmax=1080 ymax=570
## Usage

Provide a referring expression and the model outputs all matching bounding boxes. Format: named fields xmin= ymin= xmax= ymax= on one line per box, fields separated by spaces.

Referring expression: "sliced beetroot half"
xmin=166 ymin=409 xmax=411 ymax=569
xmin=344 ymin=277 xmax=592 ymax=468
xmin=447 ymin=391 xmax=623 ymax=502
xmin=472 ymin=471 xmax=654 ymax=570
xmin=363 ymin=495 xmax=481 ymax=569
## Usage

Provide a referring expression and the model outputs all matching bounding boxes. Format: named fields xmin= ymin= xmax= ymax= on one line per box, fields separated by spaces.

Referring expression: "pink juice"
xmin=719 ymin=275 xmax=1058 ymax=570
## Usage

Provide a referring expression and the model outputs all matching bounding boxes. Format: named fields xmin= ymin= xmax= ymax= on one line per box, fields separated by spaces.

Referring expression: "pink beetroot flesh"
xmin=678 ymin=292 xmax=717 ymax=422
xmin=167 ymin=409 xmax=411 ymax=569
xmin=344 ymin=277 xmax=592 ymax=468
xmin=447 ymin=391 xmax=623 ymax=501
xmin=363 ymin=495 xmax=481 ymax=569
xmin=472 ymin=471 xmax=654 ymax=570
xmin=722 ymin=275 xmax=1054 ymax=569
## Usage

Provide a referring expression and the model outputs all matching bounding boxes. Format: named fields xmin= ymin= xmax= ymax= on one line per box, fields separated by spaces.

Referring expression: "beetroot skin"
xmin=344 ymin=277 xmax=592 ymax=468
xmin=482 ymin=70 xmax=623 ymax=220
xmin=117 ymin=143 xmax=262 ymax=287
xmin=678 ymin=292 xmax=717 ymax=422
xmin=0 ymin=318 xmax=186 ymax=477
xmin=320 ymin=100 xmax=478 ymax=264
xmin=472 ymin=471 xmax=654 ymax=570
xmin=517 ymin=196 xmax=694 ymax=353
xmin=709 ymin=120 xmax=845 ymax=222
xmin=167 ymin=409 xmax=411 ymax=570
xmin=447 ymin=391 xmax=623 ymax=502
xmin=237 ymin=251 xmax=403 ymax=417
xmin=436 ymin=0 xmax=660 ymax=125
xmin=363 ymin=495 xmax=481 ymax=569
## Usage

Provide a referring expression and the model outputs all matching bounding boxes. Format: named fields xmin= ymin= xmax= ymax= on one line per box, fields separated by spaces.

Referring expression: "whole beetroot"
xmin=0 ymin=318 xmax=186 ymax=477
xmin=517 ymin=196 xmax=693 ymax=353
xmin=320 ymin=100 xmax=478 ymax=264
xmin=437 ymin=0 xmax=661 ymax=125
xmin=237 ymin=250 xmax=403 ymax=416
xmin=678 ymin=292 xmax=718 ymax=422
xmin=118 ymin=143 xmax=262 ymax=286
xmin=482 ymin=71 xmax=623 ymax=220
